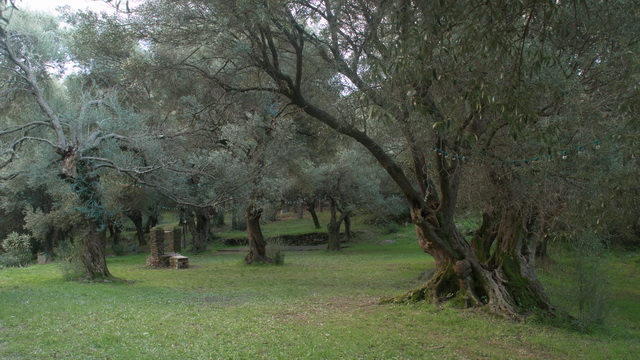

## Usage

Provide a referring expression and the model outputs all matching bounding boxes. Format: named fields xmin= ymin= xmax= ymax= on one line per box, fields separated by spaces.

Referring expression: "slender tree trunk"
xmin=327 ymin=198 xmax=347 ymax=251
xmin=245 ymin=202 xmax=271 ymax=264
xmin=125 ymin=209 xmax=147 ymax=246
xmin=343 ymin=213 xmax=353 ymax=240
xmin=297 ymin=200 xmax=304 ymax=219
xmin=305 ymin=199 xmax=321 ymax=229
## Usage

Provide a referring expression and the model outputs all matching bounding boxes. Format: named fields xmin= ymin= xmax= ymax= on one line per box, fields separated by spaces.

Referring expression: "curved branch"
xmin=0 ymin=121 xmax=50 ymax=136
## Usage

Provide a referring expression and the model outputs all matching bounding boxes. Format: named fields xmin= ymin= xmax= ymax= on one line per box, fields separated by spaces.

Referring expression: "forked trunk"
xmin=125 ymin=209 xmax=147 ymax=246
xmin=306 ymin=200 xmax=321 ymax=229
xmin=388 ymin=203 xmax=554 ymax=319
xmin=81 ymin=220 xmax=112 ymax=280
xmin=245 ymin=203 xmax=271 ymax=264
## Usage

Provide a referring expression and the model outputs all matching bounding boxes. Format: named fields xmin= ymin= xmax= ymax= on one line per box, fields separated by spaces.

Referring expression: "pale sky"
xmin=18 ymin=0 xmax=118 ymax=15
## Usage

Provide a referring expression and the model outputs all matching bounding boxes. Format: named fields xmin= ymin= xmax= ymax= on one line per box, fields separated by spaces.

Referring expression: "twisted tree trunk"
xmin=245 ymin=202 xmax=271 ymax=264
xmin=81 ymin=219 xmax=112 ymax=279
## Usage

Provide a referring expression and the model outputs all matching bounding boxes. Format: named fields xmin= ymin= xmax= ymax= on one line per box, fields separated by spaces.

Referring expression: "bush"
xmin=266 ymin=237 xmax=286 ymax=265
xmin=0 ymin=232 xmax=32 ymax=267
xmin=379 ymin=221 xmax=400 ymax=234
xmin=55 ymin=240 xmax=85 ymax=281
xmin=112 ymin=243 xmax=127 ymax=256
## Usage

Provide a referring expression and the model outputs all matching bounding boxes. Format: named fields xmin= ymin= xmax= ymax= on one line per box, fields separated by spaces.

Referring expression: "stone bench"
xmin=169 ymin=255 xmax=189 ymax=269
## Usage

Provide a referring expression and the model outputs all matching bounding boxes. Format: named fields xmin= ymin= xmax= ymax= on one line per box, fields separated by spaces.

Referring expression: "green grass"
xmin=1 ymin=222 xmax=639 ymax=359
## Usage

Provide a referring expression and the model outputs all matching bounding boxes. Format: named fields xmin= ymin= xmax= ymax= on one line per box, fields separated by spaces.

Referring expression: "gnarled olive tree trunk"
xmin=390 ymin=162 xmax=553 ymax=318
xmin=245 ymin=202 xmax=271 ymax=264
xmin=71 ymin=159 xmax=112 ymax=280
xmin=81 ymin=219 xmax=112 ymax=279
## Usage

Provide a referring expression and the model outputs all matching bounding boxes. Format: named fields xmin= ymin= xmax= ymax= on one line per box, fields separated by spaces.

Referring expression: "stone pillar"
xmin=146 ymin=227 xmax=165 ymax=267
xmin=170 ymin=227 xmax=182 ymax=253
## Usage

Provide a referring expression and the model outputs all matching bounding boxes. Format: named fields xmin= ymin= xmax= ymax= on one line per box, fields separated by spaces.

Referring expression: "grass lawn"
xmin=1 ymin=216 xmax=639 ymax=359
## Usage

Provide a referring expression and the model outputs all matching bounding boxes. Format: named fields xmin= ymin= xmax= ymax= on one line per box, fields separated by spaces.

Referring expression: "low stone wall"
xmin=222 ymin=232 xmax=350 ymax=246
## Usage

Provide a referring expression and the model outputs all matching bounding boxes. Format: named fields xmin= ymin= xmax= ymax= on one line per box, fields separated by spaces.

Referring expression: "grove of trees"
xmin=1 ymin=0 xmax=638 ymax=319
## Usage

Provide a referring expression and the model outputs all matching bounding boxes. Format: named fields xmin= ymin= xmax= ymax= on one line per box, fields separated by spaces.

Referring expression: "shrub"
xmin=266 ymin=237 xmax=286 ymax=265
xmin=0 ymin=232 xmax=32 ymax=267
xmin=55 ymin=240 xmax=85 ymax=281
xmin=379 ymin=221 xmax=400 ymax=235
xmin=112 ymin=243 xmax=127 ymax=256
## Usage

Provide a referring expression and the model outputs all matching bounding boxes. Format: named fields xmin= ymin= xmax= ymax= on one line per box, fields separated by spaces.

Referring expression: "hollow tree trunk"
xmin=305 ymin=198 xmax=321 ymax=229
xmin=245 ymin=202 xmax=271 ymax=264
xmin=125 ymin=209 xmax=147 ymax=246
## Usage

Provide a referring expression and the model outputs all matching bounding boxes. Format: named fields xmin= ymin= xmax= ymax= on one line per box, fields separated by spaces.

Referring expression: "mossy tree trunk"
xmin=71 ymin=159 xmax=112 ymax=280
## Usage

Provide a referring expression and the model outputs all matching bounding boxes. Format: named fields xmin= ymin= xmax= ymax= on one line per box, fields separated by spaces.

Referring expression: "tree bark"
xmin=245 ymin=202 xmax=271 ymax=264
xmin=125 ymin=209 xmax=147 ymax=246
xmin=81 ymin=219 xmax=112 ymax=279
xmin=305 ymin=198 xmax=321 ymax=229
xmin=327 ymin=198 xmax=341 ymax=251
xmin=190 ymin=207 xmax=211 ymax=253
xmin=343 ymin=213 xmax=353 ymax=240
xmin=327 ymin=197 xmax=351 ymax=251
